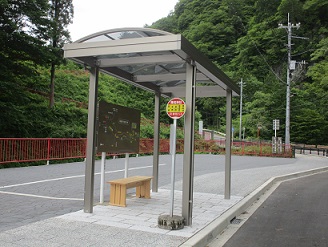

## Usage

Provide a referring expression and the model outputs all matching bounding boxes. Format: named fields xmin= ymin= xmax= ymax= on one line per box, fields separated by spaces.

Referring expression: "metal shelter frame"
xmin=63 ymin=27 xmax=240 ymax=226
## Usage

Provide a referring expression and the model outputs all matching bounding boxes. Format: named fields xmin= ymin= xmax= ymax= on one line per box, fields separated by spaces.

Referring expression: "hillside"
xmin=151 ymin=0 xmax=328 ymax=144
xmin=0 ymin=0 xmax=327 ymax=144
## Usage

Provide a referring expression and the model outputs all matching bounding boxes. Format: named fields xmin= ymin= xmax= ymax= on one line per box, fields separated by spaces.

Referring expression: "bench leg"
xmin=136 ymin=181 xmax=151 ymax=199
xmin=110 ymin=184 xmax=127 ymax=207
xmin=109 ymin=184 xmax=116 ymax=205
xmin=144 ymin=180 xmax=151 ymax=199
xmin=136 ymin=185 xmax=141 ymax=198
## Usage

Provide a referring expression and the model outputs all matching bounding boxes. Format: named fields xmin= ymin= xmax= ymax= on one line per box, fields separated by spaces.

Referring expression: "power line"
xmin=228 ymin=4 xmax=285 ymax=84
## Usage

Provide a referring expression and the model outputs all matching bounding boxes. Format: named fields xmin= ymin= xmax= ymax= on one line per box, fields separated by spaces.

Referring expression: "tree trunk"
xmin=50 ymin=62 xmax=55 ymax=108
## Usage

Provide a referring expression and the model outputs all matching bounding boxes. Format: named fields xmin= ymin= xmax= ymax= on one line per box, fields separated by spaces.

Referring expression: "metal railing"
xmin=0 ymin=138 xmax=87 ymax=164
xmin=293 ymin=144 xmax=328 ymax=157
xmin=0 ymin=138 xmax=293 ymax=165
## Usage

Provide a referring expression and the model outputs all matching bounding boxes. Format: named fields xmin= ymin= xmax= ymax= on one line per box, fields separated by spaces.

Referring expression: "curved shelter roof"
xmin=63 ymin=27 xmax=240 ymax=97
xmin=64 ymin=28 xmax=237 ymax=225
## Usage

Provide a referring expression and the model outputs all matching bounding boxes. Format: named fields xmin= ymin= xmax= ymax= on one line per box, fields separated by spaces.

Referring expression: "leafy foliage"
xmin=152 ymin=0 xmax=328 ymax=144
xmin=1 ymin=0 xmax=328 ymax=145
xmin=48 ymin=0 xmax=73 ymax=108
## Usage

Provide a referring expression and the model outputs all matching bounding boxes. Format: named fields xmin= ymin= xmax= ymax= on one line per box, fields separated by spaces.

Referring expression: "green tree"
xmin=0 ymin=0 xmax=51 ymax=79
xmin=291 ymin=108 xmax=328 ymax=144
xmin=48 ymin=0 xmax=73 ymax=108
xmin=1 ymin=0 xmax=328 ymax=145
xmin=0 ymin=0 xmax=52 ymax=137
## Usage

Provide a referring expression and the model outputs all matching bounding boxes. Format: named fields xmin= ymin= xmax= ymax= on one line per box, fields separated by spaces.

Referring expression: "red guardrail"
xmin=0 ymin=138 xmax=87 ymax=164
xmin=0 ymin=138 xmax=293 ymax=165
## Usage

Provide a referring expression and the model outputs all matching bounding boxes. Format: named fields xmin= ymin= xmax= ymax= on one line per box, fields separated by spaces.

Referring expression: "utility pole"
xmin=239 ymin=79 xmax=244 ymax=140
xmin=278 ymin=13 xmax=300 ymax=148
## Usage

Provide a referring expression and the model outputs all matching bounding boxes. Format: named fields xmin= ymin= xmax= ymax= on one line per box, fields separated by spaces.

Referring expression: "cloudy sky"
xmin=68 ymin=0 xmax=179 ymax=41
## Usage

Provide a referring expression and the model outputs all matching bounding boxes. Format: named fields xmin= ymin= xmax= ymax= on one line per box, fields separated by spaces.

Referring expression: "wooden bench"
xmin=107 ymin=176 xmax=152 ymax=207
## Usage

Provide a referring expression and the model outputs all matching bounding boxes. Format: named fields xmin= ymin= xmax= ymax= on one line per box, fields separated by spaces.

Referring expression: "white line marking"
xmin=0 ymin=190 xmax=83 ymax=201
xmin=0 ymin=175 xmax=84 ymax=189
xmin=0 ymin=164 xmax=167 ymax=189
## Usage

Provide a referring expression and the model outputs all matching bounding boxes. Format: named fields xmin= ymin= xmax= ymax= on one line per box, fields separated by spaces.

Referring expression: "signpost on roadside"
xmin=158 ymin=98 xmax=185 ymax=230
xmin=272 ymin=119 xmax=282 ymax=154
xmin=166 ymin=98 xmax=186 ymax=217
xmin=273 ymin=119 xmax=280 ymax=138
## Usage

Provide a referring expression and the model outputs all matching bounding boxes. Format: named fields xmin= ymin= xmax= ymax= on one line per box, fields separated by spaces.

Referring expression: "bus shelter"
xmin=63 ymin=28 xmax=240 ymax=226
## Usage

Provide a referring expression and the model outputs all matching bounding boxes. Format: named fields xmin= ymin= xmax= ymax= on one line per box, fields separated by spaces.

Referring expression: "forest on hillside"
xmin=1 ymin=0 xmax=327 ymax=145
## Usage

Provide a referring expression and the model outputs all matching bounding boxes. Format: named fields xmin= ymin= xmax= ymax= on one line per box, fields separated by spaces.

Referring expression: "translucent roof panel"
xmin=64 ymin=28 xmax=240 ymax=98
xmin=76 ymin=28 xmax=172 ymax=43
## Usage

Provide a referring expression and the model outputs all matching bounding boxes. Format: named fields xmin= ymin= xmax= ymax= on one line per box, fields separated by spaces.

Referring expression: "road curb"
xmin=180 ymin=166 xmax=328 ymax=247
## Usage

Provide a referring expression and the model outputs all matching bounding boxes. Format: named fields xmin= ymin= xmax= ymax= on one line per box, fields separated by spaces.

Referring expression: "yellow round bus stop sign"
xmin=166 ymin=98 xmax=186 ymax=119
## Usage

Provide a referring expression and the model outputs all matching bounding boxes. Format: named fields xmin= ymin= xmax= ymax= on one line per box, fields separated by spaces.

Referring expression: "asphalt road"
xmin=0 ymin=154 xmax=325 ymax=234
xmin=221 ymin=171 xmax=328 ymax=247
xmin=0 ymin=154 xmax=296 ymax=232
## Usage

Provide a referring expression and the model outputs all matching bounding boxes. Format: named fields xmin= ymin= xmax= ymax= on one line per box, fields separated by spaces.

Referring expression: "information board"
xmin=97 ymin=101 xmax=140 ymax=153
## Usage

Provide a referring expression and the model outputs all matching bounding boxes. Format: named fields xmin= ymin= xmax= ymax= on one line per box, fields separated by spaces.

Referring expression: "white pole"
xmin=170 ymin=119 xmax=177 ymax=217
xmin=100 ymin=152 xmax=106 ymax=204
xmin=199 ymin=120 xmax=203 ymax=135
xmin=239 ymin=79 xmax=243 ymax=141
xmin=124 ymin=153 xmax=129 ymax=178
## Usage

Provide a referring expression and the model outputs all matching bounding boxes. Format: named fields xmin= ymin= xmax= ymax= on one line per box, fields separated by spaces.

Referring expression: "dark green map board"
xmin=97 ymin=101 xmax=140 ymax=153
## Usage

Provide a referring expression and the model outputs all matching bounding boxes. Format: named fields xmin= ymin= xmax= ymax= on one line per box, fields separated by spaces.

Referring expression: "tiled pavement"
xmin=58 ymin=189 xmax=242 ymax=237
xmin=0 ymin=189 xmax=242 ymax=247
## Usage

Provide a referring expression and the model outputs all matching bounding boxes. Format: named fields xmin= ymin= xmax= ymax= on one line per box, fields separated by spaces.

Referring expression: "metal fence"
xmin=0 ymin=138 xmax=87 ymax=164
xmin=293 ymin=144 xmax=328 ymax=157
xmin=0 ymin=138 xmax=293 ymax=165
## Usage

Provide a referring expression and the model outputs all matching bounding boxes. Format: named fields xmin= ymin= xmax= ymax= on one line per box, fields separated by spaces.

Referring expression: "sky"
xmin=68 ymin=0 xmax=179 ymax=41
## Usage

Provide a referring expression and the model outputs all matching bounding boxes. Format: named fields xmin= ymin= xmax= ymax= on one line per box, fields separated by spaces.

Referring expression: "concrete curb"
xmin=180 ymin=166 xmax=328 ymax=247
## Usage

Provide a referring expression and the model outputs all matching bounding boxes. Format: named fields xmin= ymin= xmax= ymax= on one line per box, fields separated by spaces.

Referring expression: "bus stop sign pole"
xmin=166 ymin=98 xmax=186 ymax=217
xmin=158 ymin=98 xmax=186 ymax=230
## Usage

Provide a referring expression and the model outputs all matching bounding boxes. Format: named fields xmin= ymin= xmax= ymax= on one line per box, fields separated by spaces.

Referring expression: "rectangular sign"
xmin=97 ymin=101 xmax=140 ymax=153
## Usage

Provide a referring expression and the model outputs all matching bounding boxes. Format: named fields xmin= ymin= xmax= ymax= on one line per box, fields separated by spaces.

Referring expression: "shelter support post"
xmin=84 ymin=66 xmax=99 ymax=213
xmin=152 ymin=91 xmax=161 ymax=192
xmin=182 ymin=61 xmax=196 ymax=226
xmin=225 ymin=89 xmax=232 ymax=199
